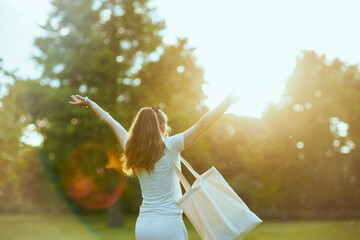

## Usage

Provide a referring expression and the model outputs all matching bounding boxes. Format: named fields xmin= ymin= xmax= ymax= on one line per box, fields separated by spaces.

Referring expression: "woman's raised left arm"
xmin=69 ymin=94 xmax=128 ymax=149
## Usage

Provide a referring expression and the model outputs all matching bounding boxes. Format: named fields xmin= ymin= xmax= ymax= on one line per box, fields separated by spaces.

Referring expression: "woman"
xmin=69 ymin=94 xmax=237 ymax=240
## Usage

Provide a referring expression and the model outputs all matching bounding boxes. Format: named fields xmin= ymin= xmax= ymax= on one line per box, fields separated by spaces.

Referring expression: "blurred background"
xmin=0 ymin=0 xmax=359 ymax=239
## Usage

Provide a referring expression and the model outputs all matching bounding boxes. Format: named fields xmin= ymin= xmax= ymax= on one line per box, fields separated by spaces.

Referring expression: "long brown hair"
xmin=120 ymin=107 xmax=171 ymax=176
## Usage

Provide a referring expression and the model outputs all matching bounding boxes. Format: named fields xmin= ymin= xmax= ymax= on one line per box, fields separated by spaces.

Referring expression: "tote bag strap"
xmin=179 ymin=156 xmax=201 ymax=179
xmin=163 ymin=136 xmax=201 ymax=179
xmin=164 ymin=148 xmax=192 ymax=192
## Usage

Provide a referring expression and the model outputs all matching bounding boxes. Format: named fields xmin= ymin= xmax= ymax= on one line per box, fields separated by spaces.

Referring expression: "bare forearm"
xmin=87 ymin=99 xmax=128 ymax=145
xmin=70 ymin=94 xmax=114 ymax=128
xmin=177 ymin=94 xmax=237 ymax=149
xmin=87 ymin=100 xmax=107 ymax=119
xmin=86 ymin=99 xmax=116 ymax=130
xmin=198 ymin=100 xmax=231 ymax=131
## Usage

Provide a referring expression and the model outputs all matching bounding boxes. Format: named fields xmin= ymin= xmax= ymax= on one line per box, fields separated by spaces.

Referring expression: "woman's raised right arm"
xmin=183 ymin=95 xmax=238 ymax=150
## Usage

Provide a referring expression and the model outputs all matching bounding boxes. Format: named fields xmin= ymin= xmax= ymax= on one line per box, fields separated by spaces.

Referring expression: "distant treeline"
xmin=0 ymin=0 xmax=359 ymax=221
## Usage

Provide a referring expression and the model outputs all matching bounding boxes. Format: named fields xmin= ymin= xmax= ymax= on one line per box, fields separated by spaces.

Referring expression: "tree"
xmin=196 ymin=51 xmax=360 ymax=219
xmin=7 ymin=0 xmax=208 ymax=226
xmin=255 ymin=51 xmax=360 ymax=218
xmin=0 ymin=69 xmax=69 ymax=214
xmin=0 ymin=64 xmax=29 ymax=212
xmin=30 ymin=0 xmax=166 ymax=226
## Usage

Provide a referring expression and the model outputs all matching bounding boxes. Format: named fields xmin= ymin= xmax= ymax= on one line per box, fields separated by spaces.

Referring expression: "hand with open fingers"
xmin=69 ymin=94 xmax=89 ymax=107
xmin=223 ymin=93 xmax=240 ymax=106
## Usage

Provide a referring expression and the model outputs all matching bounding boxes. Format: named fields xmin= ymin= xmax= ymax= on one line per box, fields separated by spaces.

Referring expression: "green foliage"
xmin=209 ymin=51 xmax=360 ymax=218
xmin=1 ymin=0 xmax=207 ymax=217
xmin=0 ymin=64 xmax=32 ymax=210
xmin=260 ymin=51 xmax=360 ymax=213
xmin=1 ymin=0 xmax=360 ymax=221
xmin=31 ymin=0 xmax=169 ymax=214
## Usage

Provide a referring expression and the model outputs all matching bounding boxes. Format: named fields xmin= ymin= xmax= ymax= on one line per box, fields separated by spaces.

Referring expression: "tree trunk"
xmin=106 ymin=200 xmax=124 ymax=228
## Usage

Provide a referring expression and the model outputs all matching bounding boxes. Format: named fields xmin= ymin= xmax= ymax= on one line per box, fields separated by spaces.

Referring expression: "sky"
xmin=1 ymin=0 xmax=360 ymax=119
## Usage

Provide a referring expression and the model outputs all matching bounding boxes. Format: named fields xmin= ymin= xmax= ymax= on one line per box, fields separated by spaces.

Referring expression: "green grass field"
xmin=0 ymin=214 xmax=359 ymax=240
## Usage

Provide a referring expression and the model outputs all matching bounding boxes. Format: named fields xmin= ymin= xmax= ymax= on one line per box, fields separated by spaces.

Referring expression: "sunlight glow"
xmin=20 ymin=124 xmax=44 ymax=147
xmin=1 ymin=0 xmax=360 ymax=119
xmin=154 ymin=0 xmax=360 ymax=118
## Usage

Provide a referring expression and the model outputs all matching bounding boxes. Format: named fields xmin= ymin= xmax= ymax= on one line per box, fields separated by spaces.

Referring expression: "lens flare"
xmin=66 ymin=173 xmax=94 ymax=199
xmin=61 ymin=144 xmax=126 ymax=209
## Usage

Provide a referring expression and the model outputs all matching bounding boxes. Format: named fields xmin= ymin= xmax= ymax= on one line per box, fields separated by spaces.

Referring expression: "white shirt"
xmin=123 ymin=133 xmax=185 ymax=215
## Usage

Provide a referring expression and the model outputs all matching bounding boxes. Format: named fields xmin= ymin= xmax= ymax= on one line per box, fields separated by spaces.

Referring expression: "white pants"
xmin=135 ymin=212 xmax=188 ymax=240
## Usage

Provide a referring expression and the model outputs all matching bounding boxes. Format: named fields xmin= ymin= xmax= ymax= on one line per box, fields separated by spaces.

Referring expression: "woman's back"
xmin=124 ymin=133 xmax=185 ymax=215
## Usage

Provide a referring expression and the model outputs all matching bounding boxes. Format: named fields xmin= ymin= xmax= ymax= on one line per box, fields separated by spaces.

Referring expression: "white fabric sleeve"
xmin=169 ymin=133 xmax=185 ymax=153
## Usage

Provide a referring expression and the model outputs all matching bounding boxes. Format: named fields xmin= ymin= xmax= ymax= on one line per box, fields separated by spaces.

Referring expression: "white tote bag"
xmin=164 ymin=147 xmax=262 ymax=240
